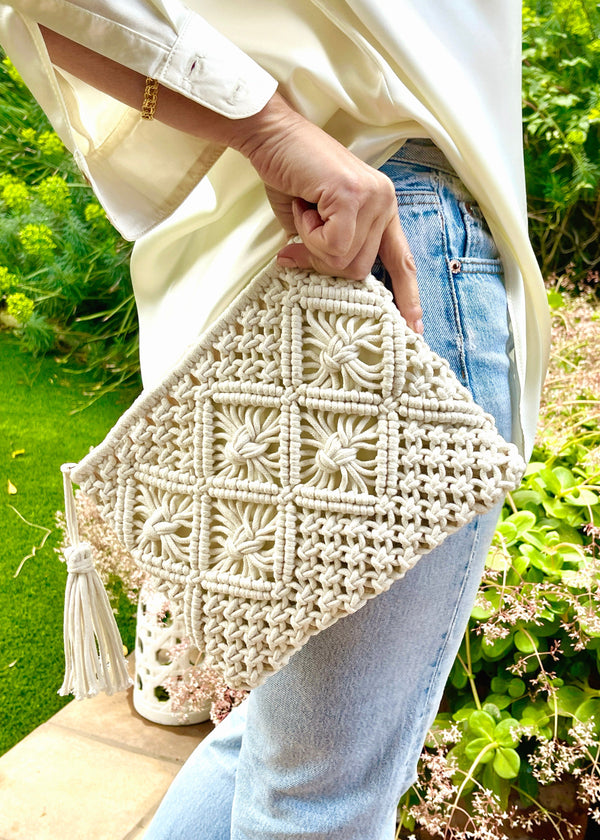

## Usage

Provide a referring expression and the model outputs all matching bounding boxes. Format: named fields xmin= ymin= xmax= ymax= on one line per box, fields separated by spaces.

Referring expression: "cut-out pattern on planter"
xmin=133 ymin=583 xmax=210 ymax=725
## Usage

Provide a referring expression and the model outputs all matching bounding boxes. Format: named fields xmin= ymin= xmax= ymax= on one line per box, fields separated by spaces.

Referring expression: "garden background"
xmin=2 ymin=2 xmax=600 ymax=838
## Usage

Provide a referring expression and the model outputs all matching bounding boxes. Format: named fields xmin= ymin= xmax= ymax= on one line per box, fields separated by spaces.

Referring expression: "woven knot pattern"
xmin=71 ymin=259 xmax=525 ymax=690
xmin=64 ymin=542 xmax=94 ymax=575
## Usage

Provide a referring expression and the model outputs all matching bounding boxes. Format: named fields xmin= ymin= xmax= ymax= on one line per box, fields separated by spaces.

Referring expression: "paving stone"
xmin=124 ymin=828 xmax=151 ymax=840
xmin=0 ymin=725 xmax=179 ymax=840
xmin=122 ymin=807 xmax=159 ymax=840
xmin=54 ymin=684 xmax=213 ymax=764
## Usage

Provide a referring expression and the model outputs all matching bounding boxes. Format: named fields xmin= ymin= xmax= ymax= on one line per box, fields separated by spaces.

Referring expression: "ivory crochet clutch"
xmin=61 ymin=255 xmax=525 ymax=698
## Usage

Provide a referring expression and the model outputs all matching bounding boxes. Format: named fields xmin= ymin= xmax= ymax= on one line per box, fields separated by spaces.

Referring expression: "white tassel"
xmin=58 ymin=464 xmax=132 ymax=700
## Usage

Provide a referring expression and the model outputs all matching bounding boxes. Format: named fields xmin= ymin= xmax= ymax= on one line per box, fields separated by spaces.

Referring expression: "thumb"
xmin=277 ymin=199 xmax=326 ymax=270
xmin=276 ymin=240 xmax=317 ymax=270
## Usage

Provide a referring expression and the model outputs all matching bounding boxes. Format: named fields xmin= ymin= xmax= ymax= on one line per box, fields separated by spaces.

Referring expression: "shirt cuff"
xmin=158 ymin=10 xmax=278 ymax=119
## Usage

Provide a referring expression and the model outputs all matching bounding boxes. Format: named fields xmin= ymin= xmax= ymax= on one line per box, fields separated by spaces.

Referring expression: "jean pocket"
xmin=457 ymin=200 xmax=501 ymax=261
xmin=449 ymin=257 xmax=512 ymax=440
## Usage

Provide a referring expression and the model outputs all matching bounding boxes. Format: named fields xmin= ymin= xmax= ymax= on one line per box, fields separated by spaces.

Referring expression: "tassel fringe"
xmin=59 ymin=465 xmax=132 ymax=700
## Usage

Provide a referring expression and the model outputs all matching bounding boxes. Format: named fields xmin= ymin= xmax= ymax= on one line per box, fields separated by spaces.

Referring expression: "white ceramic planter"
xmin=133 ymin=583 xmax=211 ymax=725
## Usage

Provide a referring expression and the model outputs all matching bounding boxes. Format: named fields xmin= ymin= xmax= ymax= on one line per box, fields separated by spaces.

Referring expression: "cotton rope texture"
xmin=59 ymin=465 xmax=132 ymax=700
xmin=65 ymin=256 xmax=525 ymax=694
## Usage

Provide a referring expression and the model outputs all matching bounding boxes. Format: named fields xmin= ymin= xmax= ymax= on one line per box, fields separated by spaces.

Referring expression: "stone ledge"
xmin=0 ymin=667 xmax=212 ymax=840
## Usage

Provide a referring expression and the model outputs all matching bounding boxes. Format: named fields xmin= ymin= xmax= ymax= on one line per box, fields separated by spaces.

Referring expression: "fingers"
xmin=276 ymin=203 xmax=423 ymax=335
xmin=290 ymin=172 xmax=392 ymax=273
xmin=277 ymin=194 xmax=386 ymax=281
xmin=378 ymin=214 xmax=423 ymax=334
xmin=277 ymin=231 xmax=379 ymax=281
xmin=267 ymin=149 xmax=423 ymax=334
xmin=290 ymin=197 xmax=361 ymax=272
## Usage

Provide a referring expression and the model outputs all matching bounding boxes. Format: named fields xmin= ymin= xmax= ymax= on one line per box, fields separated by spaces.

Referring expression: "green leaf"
xmin=543 ymin=498 xmax=576 ymax=519
xmin=471 ymin=598 xmax=497 ymax=620
xmin=452 ymin=704 xmax=477 ymax=722
xmin=513 ymin=700 xmax=551 ymax=729
xmin=467 ymin=710 xmax=496 ymax=738
xmin=574 ymin=699 xmax=600 ymax=732
xmin=493 ymin=746 xmax=521 ymax=779
xmin=482 ymin=761 xmax=511 ymax=809
xmin=510 ymin=554 xmax=530 ymax=577
xmin=568 ymin=661 xmax=591 ymax=681
xmin=482 ymin=702 xmax=502 ymax=720
xmin=547 ymin=290 xmax=564 ymax=309
xmin=484 ymin=693 xmax=513 ymax=711
xmin=553 ymin=522 xmax=584 ymax=544
xmin=524 ymin=461 xmax=547 ymax=478
xmin=447 ymin=743 xmax=476 ymax=775
xmin=559 ymin=547 xmax=586 ymax=564
xmin=496 ymin=521 xmax=518 ymax=544
xmin=481 ymin=634 xmax=514 ymax=660
xmin=534 ymin=612 xmax=560 ymax=629
xmin=517 ymin=760 xmax=539 ymax=805
xmin=494 ymin=718 xmax=520 ymax=748
xmin=540 ymin=467 xmax=562 ymax=494
xmin=521 ymin=529 xmax=547 ymax=551
xmin=519 ymin=544 xmax=545 ymax=564
xmin=528 ymin=549 xmax=564 ymax=575
xmin=491 ymin=676 xmax=510 ymax=693
xmin=511 ymin=488 xmax=544 ymax=508
xmin=553 ymin=467 xmax=577 ymax=491
xmin=508 ymin=678 xmax=526 ymax=698
xmin=397 ymin=808 xmax=415 ymax=831
xmin=514 ymin=630 xmax=539 ymax=653
xmin=563 ymin=488 xmax=599 ymax=506
xmin=511 ymin=489 xmax=544 ymax=510
xmin=464 ymin=737 xmax=495 ymax=762
xmin=555 ymin=686 xmax=586 ymax=716
xmin=424 ymin=714 xmax=454 ymax=748
xmin=449 ymin=658 xmax=469 ymax=689
xmin=485 ymin=550 xmax=512 ymax=572
xmin=553 ymin=94 xmax=580 ymax=108
xmin=520 ymin=700 xmax=550 ymax=724
xmin=505 ymin=510 xmax=537 ymax=536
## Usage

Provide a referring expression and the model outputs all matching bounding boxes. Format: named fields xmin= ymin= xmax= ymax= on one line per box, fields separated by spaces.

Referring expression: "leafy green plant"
xmin=397 ymin=449 xmax=600 ymax=838
xmin=523 ymin=0 xmax=600 ymax=279
xmin=0 ymin=54 xmax=140 ymax=398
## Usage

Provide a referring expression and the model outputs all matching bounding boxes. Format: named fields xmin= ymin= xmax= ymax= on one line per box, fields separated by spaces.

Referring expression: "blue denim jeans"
xmin=145 ymin=140 xmax=512 ymax=840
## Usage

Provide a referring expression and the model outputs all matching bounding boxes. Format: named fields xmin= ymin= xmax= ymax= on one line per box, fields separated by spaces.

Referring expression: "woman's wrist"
xmin=226 ymin=93 xmax=306 ymax=160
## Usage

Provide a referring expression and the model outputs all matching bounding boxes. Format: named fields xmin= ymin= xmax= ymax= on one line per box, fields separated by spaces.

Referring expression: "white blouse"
xmin=0 ymin=0 xmax=550 ymax=458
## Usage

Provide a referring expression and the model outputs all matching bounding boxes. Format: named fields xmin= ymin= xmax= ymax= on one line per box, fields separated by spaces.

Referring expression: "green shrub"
xmin=0 ymin=55 xmax=140 ymax=398
xmin=523 ymin=0 xmax=600 ymax=280
xmin=398 ymin=447 xmax=600 ymax=837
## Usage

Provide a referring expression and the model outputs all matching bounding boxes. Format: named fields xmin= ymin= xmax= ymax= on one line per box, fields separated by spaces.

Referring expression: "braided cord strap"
xmin=69 ymin=256 xmax=525 ymax=693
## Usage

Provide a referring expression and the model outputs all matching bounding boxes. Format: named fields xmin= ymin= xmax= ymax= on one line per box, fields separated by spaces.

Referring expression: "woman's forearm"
xmin=39 ymin=24 xmax=294 ymax=151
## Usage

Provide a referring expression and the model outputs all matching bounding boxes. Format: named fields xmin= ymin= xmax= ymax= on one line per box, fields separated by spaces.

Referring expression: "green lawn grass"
xmin=0 ymin=332 xmax=139 ymax=755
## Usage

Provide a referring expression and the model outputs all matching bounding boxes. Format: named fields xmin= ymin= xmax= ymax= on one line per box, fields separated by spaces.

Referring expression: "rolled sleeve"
xmin=6 ymin=0 xmax=278 ymax=117
xmin=162 ymin=10 xmax=278 ymax=117
xmin=0 ymin=0 xmax=278 ymax=238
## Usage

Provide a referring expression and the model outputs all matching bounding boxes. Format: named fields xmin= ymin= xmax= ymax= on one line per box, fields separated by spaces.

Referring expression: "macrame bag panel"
xmin=68 ymin=256 xmax=525 ymax=691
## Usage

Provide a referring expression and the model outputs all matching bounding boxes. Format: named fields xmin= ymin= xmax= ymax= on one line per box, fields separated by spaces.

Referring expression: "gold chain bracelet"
xmin=141 ymin=77 xmax=159 ymax=120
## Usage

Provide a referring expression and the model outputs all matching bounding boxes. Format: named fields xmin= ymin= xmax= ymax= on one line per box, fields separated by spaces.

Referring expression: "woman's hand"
xmin=39 ymin=28 xmax=422 ymax=331
xmin=230 ymin=94 xmax=423 ymax=334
